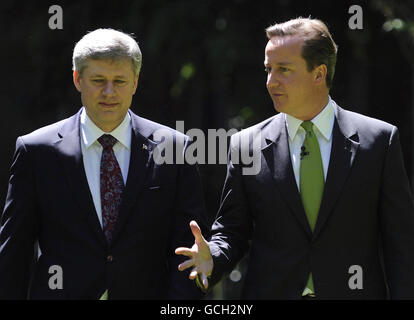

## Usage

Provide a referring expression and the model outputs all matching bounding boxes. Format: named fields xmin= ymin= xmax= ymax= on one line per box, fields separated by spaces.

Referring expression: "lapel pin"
xmin=142 ymin=144 xmax=148 ymax=150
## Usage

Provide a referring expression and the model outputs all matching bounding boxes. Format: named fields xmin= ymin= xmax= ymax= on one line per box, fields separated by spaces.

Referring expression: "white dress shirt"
xmin=80 ymin=107 xmax=132 ymax=228
xmin=284 ymin=97 xmax=335 ymax=190
xmin=283 ymin=98 xmax=335 ymax=296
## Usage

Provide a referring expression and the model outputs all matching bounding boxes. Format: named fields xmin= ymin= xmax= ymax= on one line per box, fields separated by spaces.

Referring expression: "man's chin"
xmin=273 ymin=103 xmax=286 ymax=114
xmin=90 ymin=113 xmax=126 ymax=132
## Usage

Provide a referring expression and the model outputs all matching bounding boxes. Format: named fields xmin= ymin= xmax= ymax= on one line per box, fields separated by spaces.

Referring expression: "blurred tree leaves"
xmin=372 ymin=0 xmax=414 ymax=64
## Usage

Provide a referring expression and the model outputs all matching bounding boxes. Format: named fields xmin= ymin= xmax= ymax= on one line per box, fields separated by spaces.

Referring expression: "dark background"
xmin=1 ymin=0 xmax=413 ymax=298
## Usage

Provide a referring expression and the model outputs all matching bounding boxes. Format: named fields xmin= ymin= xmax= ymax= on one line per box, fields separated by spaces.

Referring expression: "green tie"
xmin=299 ymin=121 xmax=325 ymax=294
xmin=99 ymin=289 xmax=108 ymax=300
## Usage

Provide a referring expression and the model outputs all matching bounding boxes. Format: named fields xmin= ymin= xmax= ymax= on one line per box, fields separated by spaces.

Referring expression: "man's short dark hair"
xmin=266 ymin=17 xmax=338 ymax=89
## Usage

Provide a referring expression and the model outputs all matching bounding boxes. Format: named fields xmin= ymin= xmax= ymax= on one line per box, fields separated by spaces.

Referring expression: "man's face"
xmin=264 ymin=36 xmax=322 ymax=119
xmin=73 ymin=58 xmax=138 ymax=132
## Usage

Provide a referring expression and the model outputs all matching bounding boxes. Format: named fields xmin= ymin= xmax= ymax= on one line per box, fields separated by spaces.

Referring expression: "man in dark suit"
xmin=176 ymin=18 xmax=414 ymax=299
xmin=0 ymin=28 xmax=207 ymax=299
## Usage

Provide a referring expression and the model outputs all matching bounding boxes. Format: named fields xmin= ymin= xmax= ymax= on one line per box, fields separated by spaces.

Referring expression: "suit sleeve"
xmin=379 ymin=126 xmax=414 ymax=299
xmin=208 ymin=134 xmax=253 ymax=286
xmin=167 ymin=137 xmax=209 ymax=299
xmin=0 ymin=137 xmax=39 ymax=299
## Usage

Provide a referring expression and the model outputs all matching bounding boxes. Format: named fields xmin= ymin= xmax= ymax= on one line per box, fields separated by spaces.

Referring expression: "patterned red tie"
xmin=98 ymin=134 xmax=124 ymax=243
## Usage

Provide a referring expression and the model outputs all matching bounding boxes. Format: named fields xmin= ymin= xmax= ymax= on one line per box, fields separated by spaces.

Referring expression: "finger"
xmin=175 ymin=247 xmax=193 ymax=257
xmin=178 ymin=259 xmax=195 ymax=271
xmin=190 ymin=220 xmax=204 ymax=243
xmin=189 ymin=268 xmax=198 ymax=280
xmin=201 ymin=273 xmax=209 ymax=289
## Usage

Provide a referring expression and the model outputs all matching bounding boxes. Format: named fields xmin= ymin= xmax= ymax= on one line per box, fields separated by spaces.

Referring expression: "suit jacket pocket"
xmin=145 ymin=183 xmax=176 ymax=191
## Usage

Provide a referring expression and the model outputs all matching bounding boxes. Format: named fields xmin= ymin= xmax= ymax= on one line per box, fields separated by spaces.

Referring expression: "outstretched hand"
xmin=175 ymin=220 xmax=214 ymax=290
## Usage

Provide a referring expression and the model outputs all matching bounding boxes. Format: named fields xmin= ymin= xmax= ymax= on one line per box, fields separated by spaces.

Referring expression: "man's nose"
xmin=266 ymin=71 xmax=280 ymax=88
xmin=102 ymin=82 xmax=115 ymax=95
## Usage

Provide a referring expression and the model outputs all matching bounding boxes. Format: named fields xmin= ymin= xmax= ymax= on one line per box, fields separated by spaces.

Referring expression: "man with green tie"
xmin=176 ymin=17 xmax=414 ymax=299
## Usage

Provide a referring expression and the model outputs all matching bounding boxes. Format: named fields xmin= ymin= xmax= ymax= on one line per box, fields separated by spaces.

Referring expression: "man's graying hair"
xmin=72 ymin=28 xmax=142 ymax=76
xmin=266 ymin=18 xmax=338 ymax=89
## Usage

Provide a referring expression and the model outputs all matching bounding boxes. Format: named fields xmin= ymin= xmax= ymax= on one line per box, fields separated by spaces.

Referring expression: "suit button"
xmin=107 ymin=255 xmax=113 ymax=262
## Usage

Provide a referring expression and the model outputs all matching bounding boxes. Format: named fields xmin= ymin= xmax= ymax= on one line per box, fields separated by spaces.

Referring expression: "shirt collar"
xmin=285 ymin=97 xmax=335 ymax=142
xmin=80 ymin=107 xmax=132 ymax=150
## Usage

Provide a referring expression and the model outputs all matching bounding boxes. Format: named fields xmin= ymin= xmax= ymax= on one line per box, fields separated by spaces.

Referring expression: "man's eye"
xmin=264 ymin=67 xmax=271 ymax=73
xmin=279 ymin=67 xmax=289 ymax=72
xmin=92 ymin=79 xmax=104 ymax=83
xmin=115 ymin=80 xmax=126 ymax=84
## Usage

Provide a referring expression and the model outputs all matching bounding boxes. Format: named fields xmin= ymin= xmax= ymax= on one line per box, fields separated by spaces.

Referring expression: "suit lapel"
xmin=110 ymin=112 xmax=155 ymax=244
xmin=262 ymin=115 xmax=313 ymax=238
xmin=55 ymin=110 xmax=107 ymax=246
xmin=313 ymin=106 xmax=359 ymax=239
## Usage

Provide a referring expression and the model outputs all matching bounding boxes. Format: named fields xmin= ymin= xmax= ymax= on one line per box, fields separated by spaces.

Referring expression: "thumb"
xmin=189 ymin=220 xmax=204 ymax=243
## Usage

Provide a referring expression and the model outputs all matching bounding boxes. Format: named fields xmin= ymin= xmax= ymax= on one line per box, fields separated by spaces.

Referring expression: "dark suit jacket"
xmin=209 ymin=103 xmax=414 ymax=299
xmin=0 ymin=108 xmax=207 ymax=299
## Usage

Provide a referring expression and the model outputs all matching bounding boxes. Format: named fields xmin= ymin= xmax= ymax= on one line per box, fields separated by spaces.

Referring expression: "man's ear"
xmin=314 ymin=64 xmax=327 ymax=85
xmin=73 ymin=70 xmax=82 ymax=92
xmin=132 ymin=74 xmax=139 ymax=95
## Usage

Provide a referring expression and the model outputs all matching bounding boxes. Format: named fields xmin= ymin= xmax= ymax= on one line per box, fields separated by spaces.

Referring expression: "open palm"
xmin=175 ymin=221 xmax=214 ymax=289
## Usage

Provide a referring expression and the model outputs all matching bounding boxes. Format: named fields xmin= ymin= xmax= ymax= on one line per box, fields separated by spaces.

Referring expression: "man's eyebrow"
xmin=264 ymin=61 xmax=293 ymax=66
xmin=89 ymin=74 xmax=127 ymax=78
xmin=89 ymin=73 xmax=107 ymax=78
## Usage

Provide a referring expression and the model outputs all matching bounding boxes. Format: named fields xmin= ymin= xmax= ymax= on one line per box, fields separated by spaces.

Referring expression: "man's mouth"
xmin=99 ymin=102 xmax=119 ymax=107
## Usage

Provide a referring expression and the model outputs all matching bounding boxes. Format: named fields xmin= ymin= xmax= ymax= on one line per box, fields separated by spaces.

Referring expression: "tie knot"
xmin=301 ymin=121 xmax=314 ymax=133
xmin=98 ymin=134 xmax=117 ymax=149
